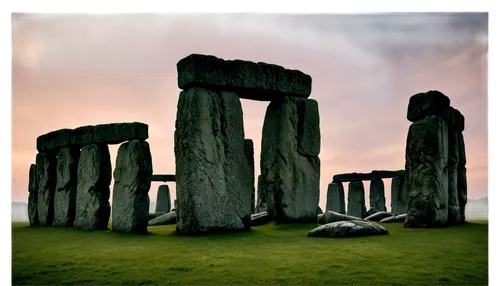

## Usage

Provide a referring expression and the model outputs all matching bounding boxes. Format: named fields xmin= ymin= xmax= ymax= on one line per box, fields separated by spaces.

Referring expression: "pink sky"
xmin=11 ymin=13 xmax=488 ymax=210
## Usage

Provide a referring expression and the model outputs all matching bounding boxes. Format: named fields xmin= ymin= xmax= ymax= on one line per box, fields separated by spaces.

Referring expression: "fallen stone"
xmin=260 ymin=96 xmax=320 ymax=222
xmin=347 ymin=181 xmax=366 ymax=218
xmin=148 ymin=211 xmax=177 ymax=226
xmin=155 ymin=185 xmax=171 ymax=213
xmin=381 ymin=213 xmax=407 ymax=223
xmin=326 ymin=182 xmax=345 ymax=214
xmin=148 ymin=212 xmax=166 ymax=221
xmin=364 ymin=207 xmax=380 ymax=218
xmin=317 ymin=211 xmax=361 ymax=225
xmin=369 ymin=178 xmax=386 ymax=212
xmin=244 ymin=139 xmax=256 ymax=213
xmin=391 ymin=176 xmax=407 ymax=215
xmin=94 ymin=122 xmax=148 ymax=145
xmin=297 ymin=99 xmax=320 ymax=157
xmin=74 ymin=144 xmax=112 ymax=230
xmin=36 ymin=153 xmax=56 ymax=226
xmin=405 ymin=115 xmax=449 ymax=228
xmin=174 ymin=88 xmax=252 ymax=235
xmin=251 ymin=212 xmax=271 ymax=226
xmin=364 ymin=211 xmax=394 ymax=222
xmin=112 ymin=140 xmax=153 ymax=233
xmin=407 ymin=90 xmax=451 ymax=122
xmin=53 ymin=147 xmax=80 ymax=227
xmin=37 ymin=129 xmax=72 ymax=153
xmin=70 ymin=125 xmax=94 ymax=148
xmin=177 ymin=54 xmax=312 ymax=100
xmin=447 ymin=131 xmax=461 ymax=226
xmin=307 ymin=220 xmax=389 ymax=238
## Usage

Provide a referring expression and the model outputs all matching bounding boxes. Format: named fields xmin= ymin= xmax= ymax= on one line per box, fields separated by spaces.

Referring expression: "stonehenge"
xmin=404 ymin=90 xmax=467 ymax=228
xmin=28 ymin=164 xmax=38 ymax=226
xmin=155 ymin=185 xmax=171 ymax=213
xmin=36 ymin=152 xmax=56 ymax=226
xmin=53 ymin=147 xmax=79 ymax=227
xmin=244 ymin=139 xmax=256 ymax=214
xmin=347 ymin=181 xmax=366 ymax=218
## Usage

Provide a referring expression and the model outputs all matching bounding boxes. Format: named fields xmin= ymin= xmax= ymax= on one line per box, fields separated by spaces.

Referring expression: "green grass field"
xmin=12 ymin=221 xmax=488 ymax=285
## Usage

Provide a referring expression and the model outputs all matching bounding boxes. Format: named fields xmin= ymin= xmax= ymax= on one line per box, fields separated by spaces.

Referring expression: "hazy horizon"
xmin=11 ymin=13 xmax=488 ymax=211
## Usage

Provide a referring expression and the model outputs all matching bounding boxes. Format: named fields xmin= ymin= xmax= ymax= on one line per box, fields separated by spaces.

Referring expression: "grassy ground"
xmin=12 ymin=220 xmax=488 ymax=285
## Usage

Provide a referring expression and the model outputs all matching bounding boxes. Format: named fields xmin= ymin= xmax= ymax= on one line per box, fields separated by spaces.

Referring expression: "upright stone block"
xmin=155 ymin=185 xmax=171 ymax=213
xmin=53 ymin=147 xmax=80 ymax=227
xmin=174 ymin=87 xmax=252 ymax=235
xmin=75 ymin=144 xmax=112 ymax=230
xmin=326 ymin=182 xmax=345 ymax=214
xmin=244 ymin=139 xmax=256 ymax=213
xmin=255 ymin=175 xmax=268 ymax=213
xmin=112 ymin=140 xmax=153 ymax=233
xmin=447 ymin=131 xmax=461 ymax=225
xmin=347 ymin=181 xmax=366 ymax=218
xmin=405 ymin=115 xmax=449 ymax=228
xmin=391 ymin=176 xmax=407 ymax=215
xmin=36 ymin=153 xmax=56 ymax=226
xmin=369 ymin=178 xmax=386 ymax=212
xmin=297 ymin=99 xmax=320 ymax=157
xmin=28 ymin=164 xmax=38 ymax=226
xmin=260 ymin=96 xmax=320 ymax=222
xmin=457 ymin=132 xmax=467 ymax=222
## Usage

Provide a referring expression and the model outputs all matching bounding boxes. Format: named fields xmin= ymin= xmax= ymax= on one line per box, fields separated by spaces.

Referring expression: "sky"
xmin=10 ymin=12 xmax=489 ymax=212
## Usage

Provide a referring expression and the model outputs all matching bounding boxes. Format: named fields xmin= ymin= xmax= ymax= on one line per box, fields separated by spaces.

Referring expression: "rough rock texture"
xmin=255 ymin=175 xmax=267 ymax=213
xmin=151 ymin=174 xmax=176 ymax=182
xmin=307 ymin=220 xmax=389 ymax=238
xmin=447 ymin=131 xmax=461 ymax=226
xmin=112 ymin=140 xmax=153 ymax=233
xmin=149 ymin=211 xmax=177 ymax=226
xmin=369 ymin=178 xmax=386 ymax=212
xmin=382 ymin=214 xmax=407 ymax=223
xmin=53 ymin=147 xmax=80 ymax=227
xmin=148 ymin=212 xmax=166 ymax=221
xmin=364 ymin=211 xmax=394 ymax=222
xmin=439 ymin=106 xmax=465 ymax=132
xmin=317 ymin=211 xmax=361 ymax=225
xmin=251 ymin=212 xmax=271 ymax=226
xmin=260 ymin=96 xmax=320 ymax=222
xmin=405 ymin=115 xmax=449 ymax=228
xmin=347 ymin=181 xmax=366 ymax=219
xmin=391 ymin=176 xmax=407 ymax=215
xmin=332 ymin=170 xmax=405 ymax=182
xmin=457 ymin=132 xmax=467 ymax=223
xmin=94 ymin=122 xmax=148 ymax=145
xmin=244 ymin=139 xmax=256 ymax=213
xmin=37 ymin=129 xmax=72 ymax=153
xmin=174 ymin=87 xmax=252 ymax=235
xmin=74 ymin=144 xmax=112 ymax=230
xmin=326 ymin=182 xmax=346 ymax=214
xmin=155 ymin=185 xmax=171 ymax=213
xmin=36 ymin=153 xmax=56 ymax=226
xmin=28 ymin=164 xmax=38 ymax=226
xmin=364 ymin=207 xmax=380 ymax=218
xmin=297 ymin=99 xmax=320 ymax=156
xmin=407 ymin=90 xmax=451 ymax=122
xmin=70 ymin=125 xmax=94 ymax=148
xmin=177 ymin=54 xmax=312 ymax=100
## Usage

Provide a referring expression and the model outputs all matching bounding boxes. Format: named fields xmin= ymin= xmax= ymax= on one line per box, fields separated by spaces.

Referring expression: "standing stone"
xmin=155 ymin=185 xmax=171 ymax=213
xmin=447 ymin=131 xmax=461 ymax=225
xmin=36 ymin=153 xmax=56 ymax=226
xmin=405 ymin=115 xmax=449 ymax=228
xmin=457 ymin=132 xmax=467 ymax=222
xmin=28 ymin=164 xmax=38 ymax=226
xmin=260 ymin=96 xmax=320 ymax=222
xmin=244 ymin=139 xmax=256 ymax=213
xmin=112 ymin=140 xmax=153 ymax=233
xmin=347 ymin=181 xmax=366 ymax=218
xmin=391 ymin=176 xmax=407 ymax=215
xmin=326 ymin=182 xmax=346 ymax=214
xmin=74 ymin=144 xmax=112 ymax=230
xmin=369 ymin=178 xmax=386 ymax=212
xmin=53 ymin=147 xmax=80 ymax=227
xmin=255 ymin=175 xmax=268 ymax=213
xmin=406 ymin=90 xmax=451 ymax=122
xmin=174 ymin=87 xmax=252 ymax=235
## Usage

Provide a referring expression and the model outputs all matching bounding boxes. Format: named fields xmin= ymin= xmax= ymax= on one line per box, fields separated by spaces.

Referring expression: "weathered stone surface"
xmin=307 ymin=220 xmax=388 ymax=238
xmin=332 ymin=170 xmax=405 ymax=182
xmin=244 ymin=139 xmax=256 ymax=213
xmin=70 ymin=125 xmax=94 ymax=147
xmin=347 ymin=181 xmax=366 ymax=219
xmin=148 ymin=212 xmax=166 ymax=221
xmin=174 ymin=88 xmax=252 ymax=235
xmin=438 ymin=106 xmax=465 ymax=132
xmin=391 ymin=176 xmax=407 ymax=215
xmin=317 ymin=211 xmax=361 ymax=225
xmin=381 ymin=214 xmax=406 ymax=223
xmin=405 ymin=115 xmax=449 ymax=228
xmin=94 ymin=122 xmax=148 ymax=145
xmin=251 ymin=212 xmax=271 ymax=226
xmin=29 ymin=164 xmax=37 ymax=192
xmin=53 ymin=147 xmax=80 ymax=227
xmin=36 ymin=153 xmax=56 ymax=226
xmin=75 ymin=144 xmax=112 ymax=230
xmin=37 ymin=129 xmax=72 ymax=153
xmin=457 ymin=132 xmax=467 ymax=167
xmin=155 ymin=185 xmax=171 ymax=213
xmin=297 ymin=99 xmax=320 ymax=157
xmin=369 ymin=178 xmax=386 ymax=212
xmin=407 ymin=90 xmax=451 ymax=122
xmin=255 ymin=175 xmax=268 ymax=213
xmin=364 ymin=211 xmax=394 ymax=222
xmin=447 ymin=131 xmax=461 ymax=226
xmin=151 ymin=174 xmax=176 ymax=182
xmin=260 ymin=96 xmax=320 ymax=222
xmin=177 ymin=54 xmax=312 ymax=100
xmin=28 ymin=191 xmax=38 ymax=226
xmin=326 ymin=182 xmax=345 ymax=214
xmin=364 ymin=207 xmax=380 ymax=218
xmin=149 ymin=211 xmax=177 ymax=226
xmin=112 ymin=140 xmax=153 ymax=233
xmin=457 ymin=132 xmax=467 ymax=223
